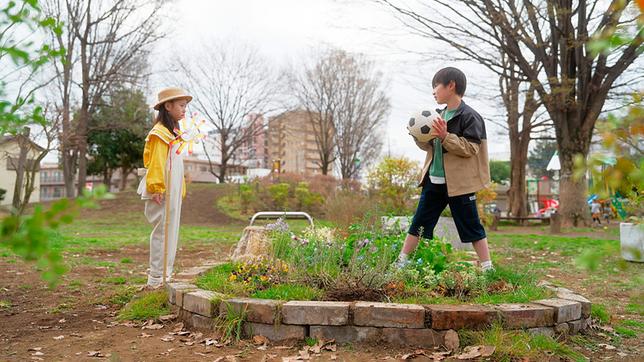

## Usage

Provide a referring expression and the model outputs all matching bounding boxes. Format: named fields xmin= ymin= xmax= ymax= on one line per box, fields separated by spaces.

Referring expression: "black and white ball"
xmin=407 ymin=109 xmax=439 ymax=143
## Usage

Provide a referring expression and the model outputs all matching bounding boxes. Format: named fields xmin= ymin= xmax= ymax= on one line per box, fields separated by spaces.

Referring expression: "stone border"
xmin=166 ymin=267 xmax=591 ymax=348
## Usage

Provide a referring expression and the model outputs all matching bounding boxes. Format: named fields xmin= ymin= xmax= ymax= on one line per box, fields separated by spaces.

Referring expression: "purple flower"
xmin=266 ymin=217 xmax=289 ymax=232
xmin=357 ymin=238 xmax=371 ymax=249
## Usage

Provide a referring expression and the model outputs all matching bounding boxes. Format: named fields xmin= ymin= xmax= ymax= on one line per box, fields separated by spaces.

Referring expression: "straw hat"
xmin=152 ymin=87 xmax=192 ymax=110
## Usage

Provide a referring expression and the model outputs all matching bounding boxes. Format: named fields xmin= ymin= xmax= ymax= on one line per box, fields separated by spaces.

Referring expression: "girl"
xmin=138 ymin=87 xmax=192 ymax=287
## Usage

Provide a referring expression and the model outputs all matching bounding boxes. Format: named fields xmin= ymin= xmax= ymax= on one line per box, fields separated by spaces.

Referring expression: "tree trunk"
xmin=508 ymin=136 xmax=529 ymax=217
xmin=558 ymin=148 xmax=590 ymax=227
xmin=120 ymin=167 xmax=130 ymax=191
xmin=11 ymin=129 xmax=29 ymax=210
xmin=102 ymin=169 xmax=112 ymax=189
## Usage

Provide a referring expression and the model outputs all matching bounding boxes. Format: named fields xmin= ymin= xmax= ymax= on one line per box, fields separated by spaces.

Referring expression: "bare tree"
xmin=44 ymin=0 xmax=166 ymax=197
xmin=332 ymin=51 xmax=389 ymax=179
xmin=172 ymin=41 xmax=282 ymax=183
xmin=381 ymin=0 xmax=643 ymax=225
xmin=5 ymin=106 xmax=61 ymax=215
xmin=290 ymin=49 xmax=341 ymax=175
xmin=290 ymin=49 xmax=389 ymax=178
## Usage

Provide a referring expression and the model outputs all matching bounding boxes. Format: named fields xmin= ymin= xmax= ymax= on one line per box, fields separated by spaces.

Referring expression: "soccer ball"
xmin=407 ymin=109 xmax=439 ymax=143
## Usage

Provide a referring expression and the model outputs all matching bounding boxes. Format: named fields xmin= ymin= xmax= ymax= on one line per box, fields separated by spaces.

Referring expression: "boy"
xmin=396 ymin=67 xmax=493 ymax=271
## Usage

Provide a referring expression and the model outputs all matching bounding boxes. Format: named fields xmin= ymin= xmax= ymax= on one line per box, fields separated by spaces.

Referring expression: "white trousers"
xmin=138 ymin=142 xmax=184 ymax=286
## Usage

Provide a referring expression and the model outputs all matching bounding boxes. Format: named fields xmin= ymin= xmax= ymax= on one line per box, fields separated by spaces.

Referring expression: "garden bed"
xmin=165 ymin=220 xmax=593 ymax=347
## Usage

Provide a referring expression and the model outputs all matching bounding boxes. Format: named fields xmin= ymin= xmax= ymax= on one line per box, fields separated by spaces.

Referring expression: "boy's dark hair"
xmin=155 ymin=103 xmax=177 ymax=134
xmin=432 ymin=67 xmax=467 ymax=96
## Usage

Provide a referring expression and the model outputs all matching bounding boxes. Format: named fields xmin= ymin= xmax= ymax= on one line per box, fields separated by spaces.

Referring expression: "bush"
xmin=239 ymin=183 xmax=255 ymax=213
xmin=268 ymin=183 xmax=290 ymax=210
xmin=323 ymin=190 xmax=372 ymax=229
xmin=367 ymin=156 xmax=420 ymax=215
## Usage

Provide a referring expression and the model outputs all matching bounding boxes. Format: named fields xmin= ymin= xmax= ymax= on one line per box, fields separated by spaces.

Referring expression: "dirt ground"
xmin=1 ymin=186 xmax=642 ymax=361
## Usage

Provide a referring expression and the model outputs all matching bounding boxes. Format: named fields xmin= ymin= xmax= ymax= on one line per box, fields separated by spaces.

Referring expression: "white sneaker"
xmin=393 ymin=258 xmax=410 ymax=269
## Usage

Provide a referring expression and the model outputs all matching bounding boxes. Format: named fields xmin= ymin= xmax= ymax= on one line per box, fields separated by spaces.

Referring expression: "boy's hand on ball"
xmin=434 ymin=117 xmax=448 ymax=140
xmin=152 ymin=193 xmax=164 ymax=205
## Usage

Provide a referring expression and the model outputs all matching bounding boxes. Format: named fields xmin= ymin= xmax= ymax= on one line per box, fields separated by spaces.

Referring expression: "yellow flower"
xmin=259 ymin=275 xmax=269 ymax=282
xmin=229 ymin=274 xmax=237 ymax=281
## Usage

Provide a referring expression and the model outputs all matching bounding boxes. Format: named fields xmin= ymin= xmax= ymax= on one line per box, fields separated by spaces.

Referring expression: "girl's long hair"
xmin=156 ymin=103 xmax=177 ymax=134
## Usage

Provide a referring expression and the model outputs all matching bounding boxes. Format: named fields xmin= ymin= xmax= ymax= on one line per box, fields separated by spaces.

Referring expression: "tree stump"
xmin=231 ymin=226 xmax=271 ymax=262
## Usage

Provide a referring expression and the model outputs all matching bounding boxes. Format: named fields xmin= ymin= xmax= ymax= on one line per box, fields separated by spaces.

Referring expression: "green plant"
xmin=251 ymin=284 xmax=323 ymax=301
xmin=304 ymin=337 xmax=318 ymax=346
xmin=216 ymin=302 xmax=248 ymax=342
xmin=102 ymin=276 xmax=127 ymax=285
xmin=239 ymin=183 xmax=255 ymax=213
xmin=591 ymin=303 xmax=611 ymax=324
xmin=574 ymin=92 xmax=643 ymax=221
xmin=0 ymin=185 xmax=112 ymax=286
xmin=294 ymin=182 xmax=324 ymax=210
xmin=366 ymin=156 xmax=420 ymax=214
xmin=196 ymin=263 xmax=253 ymax=297
xmin=117 ymin=290 xmax=169 ymax=321
xmin=108 ymin=286 xmax=138 ymax=307
xmin=0 ymin=300 xmax=11 ymax=310
xmin=268 ymin=183 xmax=290 ymax=210
xmin=229 ymin=257 xmax=289 ymax=289
xmin=460 ymin=323 xmax=586 ymax=361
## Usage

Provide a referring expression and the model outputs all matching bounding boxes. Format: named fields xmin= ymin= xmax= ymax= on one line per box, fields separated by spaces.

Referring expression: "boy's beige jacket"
xmin=415 ymin=101 xmax=491 ymax=197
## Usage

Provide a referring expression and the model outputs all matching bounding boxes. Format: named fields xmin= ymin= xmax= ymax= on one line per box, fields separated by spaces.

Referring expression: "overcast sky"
xmin=149 ymin=0 xmax=511 ymax=167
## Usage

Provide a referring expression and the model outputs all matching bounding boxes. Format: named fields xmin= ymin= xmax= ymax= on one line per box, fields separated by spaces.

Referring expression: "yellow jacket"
xmin=143 ymin=123 xmax=186 ymax=198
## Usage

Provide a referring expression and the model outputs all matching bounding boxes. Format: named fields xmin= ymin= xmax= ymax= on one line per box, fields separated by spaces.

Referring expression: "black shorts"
xmin=408 ymin=181 xmax=486 ymax=243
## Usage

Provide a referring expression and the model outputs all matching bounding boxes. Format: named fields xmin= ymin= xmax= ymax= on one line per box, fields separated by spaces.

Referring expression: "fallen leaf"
xmin=598 ymin=343 xmax=616 ymax=350
xmin=142 ymin=323 xmax=163 ymax=330
xmin=213 ymin=356 xmax=239 ymax=362
xmin=427 ymin=351 xmax=452 ymax=361
xmin=160 ymin=335 xmax=174 ymax=342
xmin=87 ymin=351 xmax=104 ymax=357
xmin=253 ymin=335 xmax=270 ymax=346
xmin=31 ymin=352 xmax=44 ymax=356
xmin=203 ymin=338 xmax=218 ymax=346
xmin=274 ymin=345 xmax=295 ymax=349
xmin=257 ymin=345 xmax=269 ymax=350
xmin=298 ymin=349 xmax=311 ymax=360
xmin=402 ymin=350 xmax=428 ymax=359
xmin=28 ymin=347 xmax=42 ymax=352
xmin=176 ymin=331 xmax=190 ymax=336
xmin=172 ymin=322 xmax=184 ymax=332
xmin=139 ymin=333 xmax=152 ymax=338
xmin=184 ymin=341 xmax=194 ymax=346
xmin=53 ymin=335 xmax=64 ymax=340
xmin=58 ymin=319 xmax=66 ymax=323
xmin=455 ymin=345 xmax=496 ymax=360
xmin=159 ymin=314 xmax=176 ymax=321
